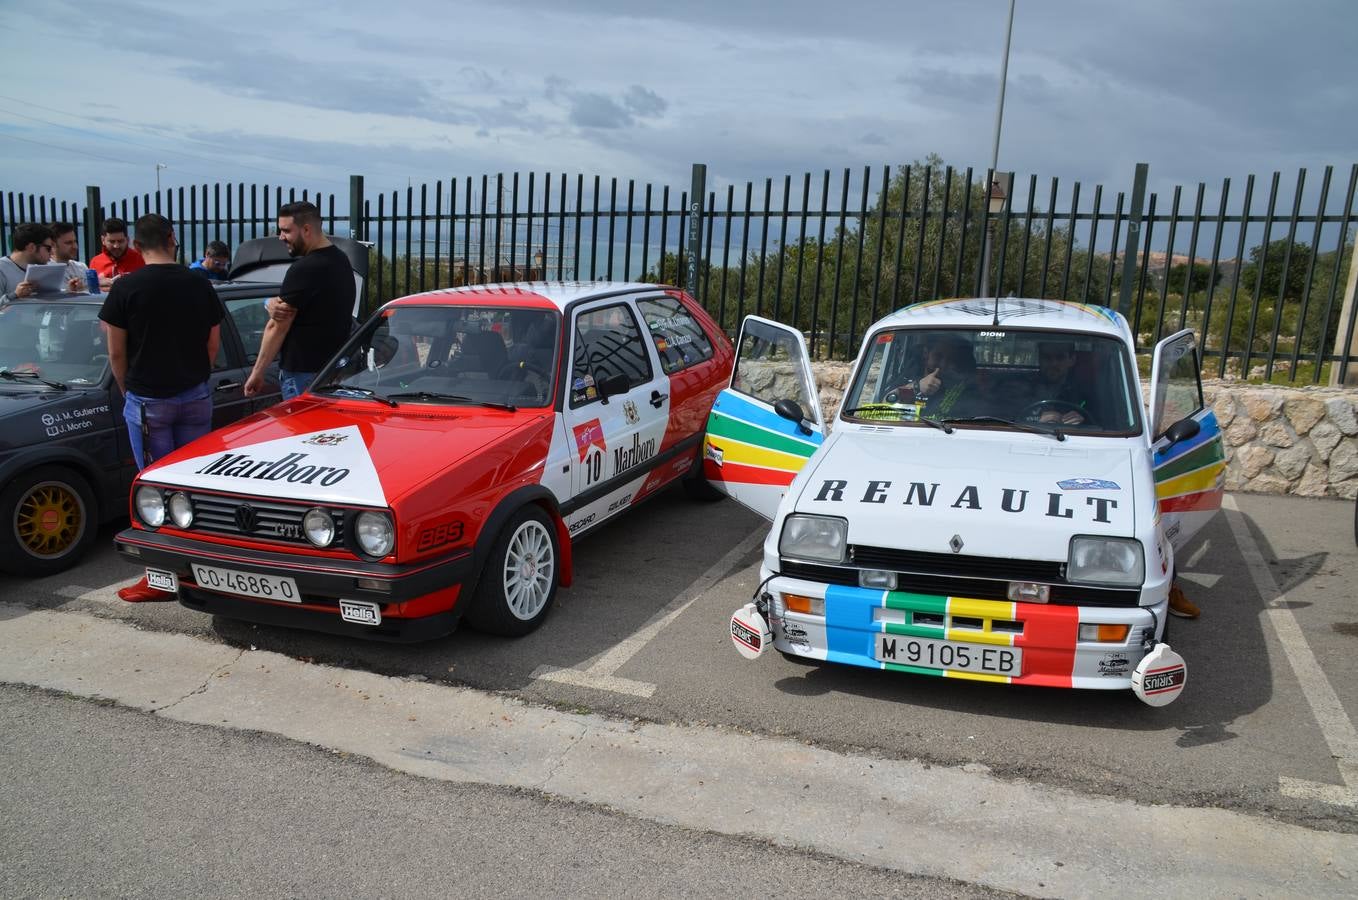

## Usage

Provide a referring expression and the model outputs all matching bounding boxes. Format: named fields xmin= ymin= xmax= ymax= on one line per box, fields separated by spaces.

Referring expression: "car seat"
xmin=455 ymin=330 xmax=508 ymax=378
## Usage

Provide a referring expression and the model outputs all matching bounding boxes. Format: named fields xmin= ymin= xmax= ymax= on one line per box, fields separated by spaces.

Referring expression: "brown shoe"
xmin=1168 ymin=584 xmax=1200 ymax=619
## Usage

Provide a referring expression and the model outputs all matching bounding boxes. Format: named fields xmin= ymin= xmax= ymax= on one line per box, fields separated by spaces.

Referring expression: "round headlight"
xmin=302 ymin=508 xmax=335 ymax=547
xmin=355 ymin=511 xmax=394 ymax=558
xmin=135 ymin=485 xmax=165 ymax=528
xmin=168 ymin=492 xmax=194 ymax=529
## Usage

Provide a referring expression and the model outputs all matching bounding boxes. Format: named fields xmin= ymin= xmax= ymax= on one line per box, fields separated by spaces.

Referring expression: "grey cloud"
xmin=568 ymin=93 xmax=634 ymax=129
xmin=622 ymin=85 xmax=668 ymax=118
xmin=861 ymin=133 xmax=887 ymax=147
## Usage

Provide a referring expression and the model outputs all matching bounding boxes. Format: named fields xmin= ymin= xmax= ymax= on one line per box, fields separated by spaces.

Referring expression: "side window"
xmin=636 ymin=296 xmax=714 ymax=374
xmin=1154 ymin=339 xmax=1203 ymax=438
xmin=224 ymin=296 xmax=271 ymax=364
xmin=570 ymin=303 xmax=652 ymax=407
xmin=732 ymin=321 xmax=818 ymax=423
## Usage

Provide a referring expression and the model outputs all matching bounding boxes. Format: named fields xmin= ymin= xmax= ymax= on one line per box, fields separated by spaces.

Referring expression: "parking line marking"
xmin=1222 ymin=495 xmax=1358 ymax=807
xmin=534 ymin=528 xmax=765 ymax=697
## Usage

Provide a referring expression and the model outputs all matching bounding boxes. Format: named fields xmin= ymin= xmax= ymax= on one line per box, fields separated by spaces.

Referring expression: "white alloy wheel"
xmin=502 ymin=518 xmax=555 ymax=620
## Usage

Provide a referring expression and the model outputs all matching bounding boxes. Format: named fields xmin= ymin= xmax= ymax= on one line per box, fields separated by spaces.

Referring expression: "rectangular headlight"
xmin=778 ymin=514 xmax=848 ymax=563
xmin=1067 ymin=536 xmax=1145 ymax=587
xmin=859 ymin=569 xmax=898 ymax=590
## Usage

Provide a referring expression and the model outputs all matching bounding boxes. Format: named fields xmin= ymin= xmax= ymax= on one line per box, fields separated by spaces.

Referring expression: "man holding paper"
xmin=0 ymin=223 xmax=55 ymax=305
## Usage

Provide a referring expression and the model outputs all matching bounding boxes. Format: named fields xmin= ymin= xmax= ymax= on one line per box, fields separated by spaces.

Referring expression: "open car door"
xmin=703 ymin=316 xmax=825 ymax=521
xmin=1148 ymin=329 xmax=1225 ymax=553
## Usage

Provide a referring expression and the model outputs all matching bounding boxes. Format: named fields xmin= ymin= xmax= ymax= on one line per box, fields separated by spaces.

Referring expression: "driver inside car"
xmin=1023 ymin=340 xmax=1093 ymax=426
xmin=882 ymin=333 xmax=986 ymax=420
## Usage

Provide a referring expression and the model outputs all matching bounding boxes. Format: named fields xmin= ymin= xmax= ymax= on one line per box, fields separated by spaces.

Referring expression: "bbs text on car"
xmin=114 ymin=282 xmax=734 ymax=640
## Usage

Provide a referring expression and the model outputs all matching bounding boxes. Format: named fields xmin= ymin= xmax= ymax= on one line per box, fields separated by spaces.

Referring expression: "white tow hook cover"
xmin=730 ymin=602 xmax=772 ymax=660
xmin=1132 ymin=643 xmax=1187 ymax=706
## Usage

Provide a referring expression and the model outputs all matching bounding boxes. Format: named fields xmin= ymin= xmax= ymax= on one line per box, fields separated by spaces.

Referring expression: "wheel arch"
xmin=471 ymin=484 xmax=574 ymax=593
xmin=0 ymin=448 xmax=108 ymax=523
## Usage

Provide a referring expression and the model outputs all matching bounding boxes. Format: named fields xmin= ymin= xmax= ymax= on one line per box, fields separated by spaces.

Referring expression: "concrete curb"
xmin=2 ymin=604 xmax=1353 ymax=898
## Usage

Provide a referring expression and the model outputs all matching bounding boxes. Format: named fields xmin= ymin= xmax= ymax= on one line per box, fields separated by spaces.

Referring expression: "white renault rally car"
xmin=713 ymin=298 xmax=1224 ymax=705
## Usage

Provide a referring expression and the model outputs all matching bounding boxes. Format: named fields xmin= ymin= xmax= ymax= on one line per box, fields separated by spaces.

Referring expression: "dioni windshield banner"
xmin=145 ymin=426 xmax=387 ymax=506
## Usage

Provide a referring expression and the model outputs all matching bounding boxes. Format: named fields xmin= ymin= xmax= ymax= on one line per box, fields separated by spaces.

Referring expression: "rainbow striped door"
xmin=703 ymin=316 xmax=826 ymax=520
xmin=1149 ymin=329 xmax=1225 ymax=552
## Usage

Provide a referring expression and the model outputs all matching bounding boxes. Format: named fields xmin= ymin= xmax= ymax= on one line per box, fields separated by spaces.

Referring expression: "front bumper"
xmin=115 ymin=527 xmax=475 ymax=642
xmin=764 ymin=569 xmax=1165 ymax=690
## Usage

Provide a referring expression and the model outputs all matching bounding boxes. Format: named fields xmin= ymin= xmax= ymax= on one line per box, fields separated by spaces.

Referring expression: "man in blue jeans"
xmin=99 ymin=213 xmax=221 ymax=468
xmin=244 ymin=201 xmax=353 ymax=401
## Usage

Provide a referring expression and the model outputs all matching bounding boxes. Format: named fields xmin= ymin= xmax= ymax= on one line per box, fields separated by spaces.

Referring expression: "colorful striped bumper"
xmin=771 ymin=579 xmax=1158 ymax=690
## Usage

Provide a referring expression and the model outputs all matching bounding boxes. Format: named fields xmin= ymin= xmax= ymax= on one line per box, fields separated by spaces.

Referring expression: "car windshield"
xmin=0 ymin=302 xmax=107 ymax=387
xmin=312 ymin=304 xmax=559 ymax=408
xmin=841 ymin=327 xmax=1141 ymax=435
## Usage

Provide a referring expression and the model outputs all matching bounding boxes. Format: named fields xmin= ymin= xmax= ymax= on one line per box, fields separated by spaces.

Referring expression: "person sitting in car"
xmin=882 ymin=333 xmax=986 ymax=421
xmin=1022 ymin=340 xmax=1094 ymax=426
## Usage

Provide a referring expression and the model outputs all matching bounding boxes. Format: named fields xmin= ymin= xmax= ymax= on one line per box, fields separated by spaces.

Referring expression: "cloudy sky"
xmin=1 ymin=0 xmax=1354 ymax=210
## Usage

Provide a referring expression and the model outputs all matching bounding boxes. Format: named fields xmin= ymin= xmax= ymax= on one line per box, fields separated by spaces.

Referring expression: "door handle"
xmin=650 ymin=390 xmax=668 ymax=408
xmin=215 ymin=380 xmax=242 ymax=392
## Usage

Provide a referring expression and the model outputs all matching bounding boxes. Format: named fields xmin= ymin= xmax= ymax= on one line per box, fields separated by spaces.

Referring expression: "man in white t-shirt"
xmin=49 ymin=222 xmax=93 ymax=292
xmin=0 ymin=223 xmax=55 ymax=306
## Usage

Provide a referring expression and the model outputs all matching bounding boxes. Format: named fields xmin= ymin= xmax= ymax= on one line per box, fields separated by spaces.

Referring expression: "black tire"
xmin=465 ymin=505 xmax=559 ymax=636
xmin=0 ymin=465 xmax=99 ymax=577
xmin=681 ymin=443 xmax=726 ymax=502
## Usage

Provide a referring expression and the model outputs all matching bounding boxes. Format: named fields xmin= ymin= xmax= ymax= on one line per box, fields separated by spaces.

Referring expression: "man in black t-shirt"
xmin=244 ymin=201 xmax=354 ymax=400
xmin=98 ymin=214 xmax=222 ymax=469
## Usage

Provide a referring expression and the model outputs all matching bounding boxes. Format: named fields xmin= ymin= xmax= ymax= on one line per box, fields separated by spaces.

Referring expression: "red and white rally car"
xmin=114 ymin=283 xmax=733 ymax=640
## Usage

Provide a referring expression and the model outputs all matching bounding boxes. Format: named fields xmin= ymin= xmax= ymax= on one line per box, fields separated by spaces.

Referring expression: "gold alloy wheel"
xmin=15 ymin=480 xmax=86 ymax=559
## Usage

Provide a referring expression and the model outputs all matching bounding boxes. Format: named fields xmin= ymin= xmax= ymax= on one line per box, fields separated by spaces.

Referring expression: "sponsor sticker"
xmin=303 ymin=432 xmax=348 ymax=446
xmin=1132 ymin=644 xmax=1187 ymax=706
xmin=145 ymin=569 xmax=178 ymax=592
xmin=730 ymin=602 xmax=772 ymax=660
xmin=339 ymin=599 xmax=382 ymax=626
xmin=572 ymin=418 xmax=606 ymax=462
xmin=1057 ymin=477 xmax=1121 ymax=491
xmin=622 ymin=400 xmax=640 ymax=425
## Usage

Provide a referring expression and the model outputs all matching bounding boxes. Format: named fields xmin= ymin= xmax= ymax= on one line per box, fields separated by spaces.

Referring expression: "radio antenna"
xmin=992 ymin=293 xmax=1001 ymax=327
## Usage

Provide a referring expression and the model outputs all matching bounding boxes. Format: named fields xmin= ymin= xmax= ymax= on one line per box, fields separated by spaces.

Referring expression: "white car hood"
xmin=792 ymin=430 xmax=1138 ymax=561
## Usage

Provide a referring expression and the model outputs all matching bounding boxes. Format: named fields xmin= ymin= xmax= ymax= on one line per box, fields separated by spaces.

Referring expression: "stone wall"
xmin=806 ymin=362 xmax=1358 ymax=500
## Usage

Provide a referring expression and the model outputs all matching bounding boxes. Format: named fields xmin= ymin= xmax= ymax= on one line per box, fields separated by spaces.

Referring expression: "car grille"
xmin=187 ymin=493 xmax=347 ymax=547
xmin=780 ymin=545 xmax=1141 ymax=607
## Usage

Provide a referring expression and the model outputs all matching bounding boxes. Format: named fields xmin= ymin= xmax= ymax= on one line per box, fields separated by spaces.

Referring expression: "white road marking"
xmin=1184 ymin=539 xmax=1210 ymax=568
xmin=1177 ymin=571 xmax=1222 ymax=588
xmin=534 ymin=528 xmax=766 ymax=697
xmin=1222 ymin=495 xmax=1358 ymax=807
xmin=56 ymin=577 xmax=144 ymax=606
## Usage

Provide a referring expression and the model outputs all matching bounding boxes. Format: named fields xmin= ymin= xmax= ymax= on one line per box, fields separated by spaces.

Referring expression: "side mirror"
xmin=774 ymin=398 xmax=814 ymax=436
xmin=597 ymin=372 xmax=630 ymax=402
xmin=1162 ymin=416 xmax=1201 ymax=447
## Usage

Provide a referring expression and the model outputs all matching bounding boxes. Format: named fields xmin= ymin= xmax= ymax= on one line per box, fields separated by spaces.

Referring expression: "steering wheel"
xmin=1020 ymin=399 xmax=1097 ymax=427
xmin=882 ymin=382 xmax=919 ymax=405
xmin=498 ymin=361 xmax=551 ymax=383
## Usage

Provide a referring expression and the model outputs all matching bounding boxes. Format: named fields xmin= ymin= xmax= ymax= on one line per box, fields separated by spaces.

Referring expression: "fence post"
xmin=348 ymin=175 xmax=364 ymax=241
xmin=84 ymin=185 xmax=102 ymax=260
xmin=1330 ymin=229 xmax=1358 ymax=386
xmin=1116 ymin=163 xmax=1148 ymax=322
xmin=686 ymin=163 xmax=706 ymax=299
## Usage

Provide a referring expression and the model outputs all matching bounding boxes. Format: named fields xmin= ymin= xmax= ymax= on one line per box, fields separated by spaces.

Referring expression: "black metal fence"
xmin=4 ymin=162 xmax=1356 ymax=383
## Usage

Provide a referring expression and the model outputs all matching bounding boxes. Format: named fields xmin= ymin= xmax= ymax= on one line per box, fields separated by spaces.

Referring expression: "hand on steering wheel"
xmin=1019 ymin=399 xmax=1095 ymax=427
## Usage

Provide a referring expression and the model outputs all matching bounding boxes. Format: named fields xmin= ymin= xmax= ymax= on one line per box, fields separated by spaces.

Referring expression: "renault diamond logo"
xmin=235 ymin=504 xmax=257 ymax=533
xmin=949 ymin=534 xmax=964 ymax=554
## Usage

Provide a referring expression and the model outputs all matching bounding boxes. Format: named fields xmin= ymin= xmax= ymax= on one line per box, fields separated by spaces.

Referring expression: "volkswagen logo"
xmin=234 ymin=504 xmax=257 ymax=533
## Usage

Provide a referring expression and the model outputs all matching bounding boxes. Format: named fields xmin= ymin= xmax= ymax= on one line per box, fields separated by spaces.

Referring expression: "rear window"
xmin=636 ymin=296 xmax=714 ymax=374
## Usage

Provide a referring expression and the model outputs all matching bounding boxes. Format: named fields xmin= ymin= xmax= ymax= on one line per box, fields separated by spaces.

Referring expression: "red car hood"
xmin=141 ymin=398 xmax=549 ymax=508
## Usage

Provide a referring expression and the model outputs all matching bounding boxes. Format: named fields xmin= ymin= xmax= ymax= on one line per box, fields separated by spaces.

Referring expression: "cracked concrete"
xmin=2 ymin=604 xmax=1356 ymax=898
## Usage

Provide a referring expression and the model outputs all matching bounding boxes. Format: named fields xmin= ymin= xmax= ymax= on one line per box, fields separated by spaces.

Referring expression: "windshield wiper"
xmin=314 ymin=383 xmax=398 ymax=407
xmin=942 ymin=415 xmax=1066 ymax=441
xmin=0 ymin=369 xmax=68 ymax=391
xmin=386 ymin=391 xmax=517 ymax=412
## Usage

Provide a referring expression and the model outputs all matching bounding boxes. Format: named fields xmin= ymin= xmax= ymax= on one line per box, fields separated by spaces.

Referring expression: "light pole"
xmin=155 ymin=163 xmax=168 ymax=194
xmin=979 ymin=177 xmax=1007 ymax=298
